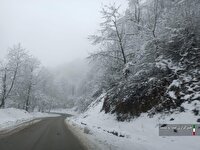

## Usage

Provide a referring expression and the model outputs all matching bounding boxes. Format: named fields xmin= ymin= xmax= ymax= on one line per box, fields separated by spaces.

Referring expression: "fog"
xmin=0 ymin=0 xmax=127 ymax=67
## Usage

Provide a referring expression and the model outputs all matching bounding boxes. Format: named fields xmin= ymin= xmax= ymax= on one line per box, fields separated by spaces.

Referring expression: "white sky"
xmin=0 ymin=0 xmax=127 ymax=67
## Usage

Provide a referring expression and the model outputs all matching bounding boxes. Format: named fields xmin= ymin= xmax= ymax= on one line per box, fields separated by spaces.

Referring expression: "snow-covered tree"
xmin=0 ymin=44 xmax=27 ymax=108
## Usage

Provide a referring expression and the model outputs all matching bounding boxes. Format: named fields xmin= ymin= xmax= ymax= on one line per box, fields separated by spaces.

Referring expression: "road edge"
xmin=0 ymin=118 xmax=42 ymax=138
xmin=64 ymin=119 xmax=102 ymax=150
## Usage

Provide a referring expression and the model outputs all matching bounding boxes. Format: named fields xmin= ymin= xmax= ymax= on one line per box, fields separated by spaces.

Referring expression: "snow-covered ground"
xmin=66 ymin=94 xmax=200 ymax=150
xmin=0 ymin=108 xmax=59 ymax=133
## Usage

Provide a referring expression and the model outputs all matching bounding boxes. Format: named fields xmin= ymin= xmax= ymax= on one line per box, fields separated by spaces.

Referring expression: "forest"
xmin=1 ymin=0 xmax=200 ymax=120
xmin=0 ymin=0 xmax=200 ymax=150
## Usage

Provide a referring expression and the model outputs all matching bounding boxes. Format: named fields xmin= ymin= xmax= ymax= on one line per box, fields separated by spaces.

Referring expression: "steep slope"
xmin=68 ymin=94 xmax=200 ymax=150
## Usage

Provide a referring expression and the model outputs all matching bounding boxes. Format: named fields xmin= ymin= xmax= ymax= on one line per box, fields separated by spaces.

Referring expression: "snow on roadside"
xmin=0 ymin=108 xmax=59 ymax=132
xmin=67 ymin=94 xmax=200 ymax=150
xmin=65 ymin=120 xmax=103 ymax=150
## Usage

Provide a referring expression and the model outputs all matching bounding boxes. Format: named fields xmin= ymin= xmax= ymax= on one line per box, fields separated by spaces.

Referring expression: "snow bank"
xmin=67 ymin=95 xmax=200 ymax=150
xmin=65 ymin=120 xmax=103 ymax=150
xmin=0 ymin=108 xmax=59 ymax=132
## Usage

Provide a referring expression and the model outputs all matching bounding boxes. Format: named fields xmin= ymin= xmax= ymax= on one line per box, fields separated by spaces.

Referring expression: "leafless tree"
xmin=90 ymin=4 xmax=127 ymax=65
xmin=0 ymin=44 xmax=26 ymax=108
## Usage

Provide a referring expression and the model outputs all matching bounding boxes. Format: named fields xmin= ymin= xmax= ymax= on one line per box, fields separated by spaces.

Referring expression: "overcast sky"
xmin=0 ymin=0 xmax=127 ymax=67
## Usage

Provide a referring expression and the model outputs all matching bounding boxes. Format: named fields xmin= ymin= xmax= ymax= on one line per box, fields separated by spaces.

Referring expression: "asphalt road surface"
xmin=0 ymin=116 xmax=86 ymax=150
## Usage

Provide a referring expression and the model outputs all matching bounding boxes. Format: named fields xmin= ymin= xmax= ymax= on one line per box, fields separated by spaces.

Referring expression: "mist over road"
xmin=0 ymin=116 xmax=85 ymax=150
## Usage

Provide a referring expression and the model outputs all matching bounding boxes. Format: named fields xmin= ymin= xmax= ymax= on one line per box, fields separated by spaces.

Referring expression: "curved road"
xmin=0 ymin=116 xmax=85 ymax=150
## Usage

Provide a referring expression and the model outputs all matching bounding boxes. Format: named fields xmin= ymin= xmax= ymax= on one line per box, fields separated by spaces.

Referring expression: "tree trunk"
xmin=0 ymin=63 xmax=19 ymax=108
xmin=113 ymin=20 xmax=127 ymax=64
xmin=6 ymin=64 xmax=18 ymax=99
xmin=25 ymin=84 xmax=32 ymax=111
xmin=0 ymin=68 xmax=7 ymax=108
xmin=152 ymin=0 xmax=158 ymax=38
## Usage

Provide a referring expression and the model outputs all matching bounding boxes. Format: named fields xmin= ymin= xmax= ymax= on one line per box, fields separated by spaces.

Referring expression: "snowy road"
xmin=0 ymin=116 xmax=86 ymax=150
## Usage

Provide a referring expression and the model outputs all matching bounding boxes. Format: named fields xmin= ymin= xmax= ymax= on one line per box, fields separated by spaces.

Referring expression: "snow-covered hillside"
xmin=0 ymin=108 xmax=58 ymax=132
xmin=67 ymin=94 xmax=200 ymax=150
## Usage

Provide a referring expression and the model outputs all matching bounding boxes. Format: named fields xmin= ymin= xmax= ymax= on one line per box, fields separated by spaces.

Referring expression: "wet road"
xmin=0 ymin=116 xmax=85 ymax=150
